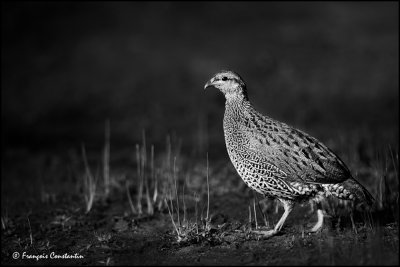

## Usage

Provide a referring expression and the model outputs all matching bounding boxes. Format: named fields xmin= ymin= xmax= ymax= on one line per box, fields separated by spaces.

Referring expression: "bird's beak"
xmin=204 ymin=78 xmax=214 ymax=90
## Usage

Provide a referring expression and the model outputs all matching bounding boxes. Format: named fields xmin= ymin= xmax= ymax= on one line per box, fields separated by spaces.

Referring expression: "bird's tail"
xmin=339 ymin=179 xmax=375 ymax=210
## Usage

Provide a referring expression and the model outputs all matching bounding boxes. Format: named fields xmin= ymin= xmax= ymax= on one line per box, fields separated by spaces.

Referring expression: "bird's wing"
xmin=243 ymin=122 xmax=351 ymax=184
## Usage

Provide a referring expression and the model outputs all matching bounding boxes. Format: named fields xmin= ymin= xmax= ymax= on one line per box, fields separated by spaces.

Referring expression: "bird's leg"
xmin=252 ymin=199 xmax=294 ymax=238
xmin=310 ymin=201 xmax=324 ymax=232
xmin=310 ymin=209 xmax=324 ymax=232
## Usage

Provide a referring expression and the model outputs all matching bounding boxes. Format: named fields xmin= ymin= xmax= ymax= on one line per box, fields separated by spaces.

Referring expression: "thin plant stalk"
xmin=248 ymin=205 xmax=252 ymax=229
xmin=126 ymin=179 xmax=137 ymax=214
xmin=194 ymin=192 xmax=199 ymax=234
xmin=151 ymin=145 xmax=158 ymax=203
xmin=206 ymin=152 xmax=210 ymax=221
xmin=1 ymin=217 xmax=6 ymax=231
xmin=141 ymin=131 xmax=147 ymax=196
xmin=165 ymin=135 xmax=172 ymax=212
xmin=142 ymin=129 xmax=147 ymax=160
xmin=275 ymin=201 xmax=280 ymax=214
xmin=166 ymin=135 xmax=171 ymax=171
xmin=253 ymin=198 xmax=258 ymax=229
xmin=350 ymin=211 xmax=358 ymax=234
xmin=200 ymin=203 xmax=204 ymax=222
xmin=164 ymin=198 xmax=180 ymax=237
xmin=27 ymin=214 xmax=33 ymax=245
xmin=173 ymin=157 xmax=180 ymax=226
xmin=255 ymin=193 xmax=269 ymax=228
xmin=1 ymin=207 xmax=8 ymax=230
xmin=182 ymin=175 xmax=188 ymax=225
xmin=141 ymin=130 xmax=153 ymax=214
xmin=388 ymin=145 xmax=398 ymax=181
xmin=145 ymin=180 xmax=153 ymax=215
xmin=103 ymin=119 xmax=110 ymax=197
xmin=82 ymin=144 xmax=97 ymax=213
xmin=169 ymin=191 xmax=174 ymax=221
xmin=143 ymin=144 xmax=153 ymax=215
xmin=136 ymin=144 xmax=143 ymax=215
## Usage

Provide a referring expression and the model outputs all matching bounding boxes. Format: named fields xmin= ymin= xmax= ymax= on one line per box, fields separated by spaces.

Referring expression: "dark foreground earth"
xmin=1 ymin=136 xmax=399 ymax=265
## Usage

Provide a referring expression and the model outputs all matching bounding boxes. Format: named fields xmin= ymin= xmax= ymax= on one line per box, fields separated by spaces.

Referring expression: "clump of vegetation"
xmin=163 ymin=153 xmax=216 ymax=244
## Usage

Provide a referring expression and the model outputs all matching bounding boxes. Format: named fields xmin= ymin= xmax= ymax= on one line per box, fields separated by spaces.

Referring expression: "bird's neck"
xmin=225 ymin=94 xmax=250 ymax=108
xmin=224 ymin=96 xmax=252 ymax=120
xmin=223 ymin=96 xmax=253 ymax=149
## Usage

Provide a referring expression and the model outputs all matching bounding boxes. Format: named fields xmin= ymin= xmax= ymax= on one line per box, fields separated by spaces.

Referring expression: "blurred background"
xmin=1 ymin=1 xmax=398 ymax=161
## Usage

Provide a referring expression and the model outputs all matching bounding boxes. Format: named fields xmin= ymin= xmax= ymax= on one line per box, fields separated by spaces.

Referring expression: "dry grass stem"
xmin=248 ymin=205 xmax=252 ymax=227
xmin=126 ymin=179 xmax=137 ymax=214
xmin=164 ymin=198 xmax=180 ymax=237
xmin=151 ymin=145 xmax=158 ymax=203
xmin=253 ymin=198 xmax=258 ymax=229
xmin=135 ymin=144 xmax=143 ymax=215
xmin=173 ymin=156 xmax=180 ymax=226
xmin=27 ymin=214 xmax=33 ymax=245
xmin=103 ymin=119 xmax=110 ymax=197
xmin=81 ymin=144 xmax=97 ymax=213
xmin=206 ymin=152 xmax=210 ymax=221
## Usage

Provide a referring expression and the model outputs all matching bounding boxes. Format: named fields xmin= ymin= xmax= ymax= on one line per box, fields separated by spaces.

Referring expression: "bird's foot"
xmin=251 ymin=229 xmax=278 ymax=238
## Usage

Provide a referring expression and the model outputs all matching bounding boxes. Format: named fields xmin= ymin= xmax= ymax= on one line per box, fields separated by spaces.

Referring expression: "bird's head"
xmin=204 ymin=70 xmax=248 ymax=100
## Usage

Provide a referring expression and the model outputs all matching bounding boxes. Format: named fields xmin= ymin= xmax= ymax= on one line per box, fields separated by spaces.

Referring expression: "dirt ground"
xmin=1 ymin=145 xmax=399 ymax=266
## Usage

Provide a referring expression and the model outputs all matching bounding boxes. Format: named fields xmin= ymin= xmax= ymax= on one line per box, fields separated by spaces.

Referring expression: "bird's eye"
xmin=222 ymin=76 xmax=228 ymax=81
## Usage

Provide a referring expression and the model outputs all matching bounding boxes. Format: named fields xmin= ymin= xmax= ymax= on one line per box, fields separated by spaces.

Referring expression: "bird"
xmin=204 ymin=70 xmax=374 ymax=237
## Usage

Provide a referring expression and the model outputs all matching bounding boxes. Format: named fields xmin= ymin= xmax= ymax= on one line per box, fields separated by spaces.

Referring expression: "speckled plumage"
xmin=204 ymin=70 xmax=374 ymax=237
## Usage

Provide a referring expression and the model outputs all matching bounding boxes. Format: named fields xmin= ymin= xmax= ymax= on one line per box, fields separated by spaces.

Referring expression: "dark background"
xmin=1 ymin=4 xmax=399 ymax=264
xmin=2 ymin=1 xmax=398 ymax=155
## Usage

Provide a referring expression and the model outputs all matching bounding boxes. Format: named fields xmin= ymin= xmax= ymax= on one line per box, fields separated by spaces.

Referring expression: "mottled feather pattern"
xmin=245 ymin=105 xmax=350 ymax=182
